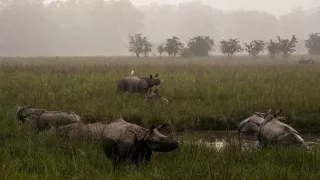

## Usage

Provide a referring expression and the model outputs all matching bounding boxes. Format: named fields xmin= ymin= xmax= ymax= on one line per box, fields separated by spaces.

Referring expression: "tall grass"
xmin=1 ymin=56 xmax=320 ymax=179
xmin=1 ymin=56 xmax=320 ymax=131
xmin=1 ymin=130 xmax=320 ymax=179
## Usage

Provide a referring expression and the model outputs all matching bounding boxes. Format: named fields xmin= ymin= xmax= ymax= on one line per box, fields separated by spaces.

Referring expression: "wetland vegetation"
xmin=1 ymin=56 xmax=320 ymax=179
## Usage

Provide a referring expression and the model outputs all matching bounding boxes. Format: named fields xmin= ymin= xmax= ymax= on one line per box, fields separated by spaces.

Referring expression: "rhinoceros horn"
xmin=265 ymin=108 xmax=272 ymax=114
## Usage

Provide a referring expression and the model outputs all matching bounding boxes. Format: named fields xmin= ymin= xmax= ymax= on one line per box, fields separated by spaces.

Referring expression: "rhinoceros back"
xmin=38 ymin=111 xmax=81 ymax=128
xmin=56 ymin=122 xmax=104 ymax=140
xmin=86 ymin=122 xmax=105 ymax=137
xmin=102 ymin=119 xmax=132 ymax=141
xmin=56 ymin=122 xmax=85 ymax=138
xmin=117 ymin=76 xmax=148 ymax=92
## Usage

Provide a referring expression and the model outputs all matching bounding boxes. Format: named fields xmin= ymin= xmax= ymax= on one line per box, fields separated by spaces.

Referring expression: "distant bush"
xmin=157 ymin=44 xmax=165 ymax=57
xmin=305 ymin=33 xmax=320 ymax=55
xmin=266 ymin=35 xmax=297 ymax=58
xmin=266 ymin=40 xmax=281 ymax=58
xmin=188 ymin=36 xmax=214 ymax=57
xmin=128 ymin=34 xmax=152 ymax=57
xmin=277 ymin=35 xmax=298 ymax=58
xmin=164 ymin=36 xmax=184 ymax=58
xmin=220 ymin=38 xmax=242 ymax=57
xmin=244 ymin=40 xmax=266 ymax=58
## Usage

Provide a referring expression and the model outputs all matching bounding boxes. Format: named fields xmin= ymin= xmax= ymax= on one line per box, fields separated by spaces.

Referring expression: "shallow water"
xmin=181 ymin=131 xmax=320 ymax=141
xmin=177 ymin=131 xmax=320 ymax=151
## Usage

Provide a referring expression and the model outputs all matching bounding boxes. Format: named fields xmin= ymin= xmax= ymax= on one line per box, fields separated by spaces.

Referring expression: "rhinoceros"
xmin=238 ymin=108 xmax=286 ymax=142
xmin=258 ymin=109 xmax=309 ymax=149
xmin=298 ymin=58 xmax=314 ymax=64
xmin=116 ymin=72 xmax=161 ymax=93
xmin=144 ymin=88 xmax=169 ymax=104
xmin=16 ymin=106 xmax=82 ymax=132
xmin=47 ymin=122 xmax=105 ymax=140
xmin=101 ymin=118 xmax=178 ymax=165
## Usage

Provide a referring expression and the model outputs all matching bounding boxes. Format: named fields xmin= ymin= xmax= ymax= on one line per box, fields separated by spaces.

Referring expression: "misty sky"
xmin=132 ymin=0 xmax=319 ymax=16
xmin=2 ymin=0 xmax=318 ymax=56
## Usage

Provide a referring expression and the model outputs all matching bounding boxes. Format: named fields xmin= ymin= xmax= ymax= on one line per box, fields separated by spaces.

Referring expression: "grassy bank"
xmin=1 ymin=56 xmax=320 ymax=132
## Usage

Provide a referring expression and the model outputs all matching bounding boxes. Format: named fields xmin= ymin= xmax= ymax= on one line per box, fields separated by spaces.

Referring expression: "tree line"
xmin=128 ymin=33 xmax=320 ymax=58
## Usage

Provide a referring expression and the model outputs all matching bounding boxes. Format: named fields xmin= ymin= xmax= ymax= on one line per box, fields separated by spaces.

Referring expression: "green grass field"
xmin=1 ymin=56 xmax=320 ymax=131
xmin=1 ymin=56 xmax=320 ymax=179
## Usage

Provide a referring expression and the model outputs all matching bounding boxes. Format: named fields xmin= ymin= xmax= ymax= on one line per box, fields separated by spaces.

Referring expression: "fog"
xmin=0 ymin=0 xmax=319 ymax=56
xmin=132 ymin=0 xmax=318 ymax=16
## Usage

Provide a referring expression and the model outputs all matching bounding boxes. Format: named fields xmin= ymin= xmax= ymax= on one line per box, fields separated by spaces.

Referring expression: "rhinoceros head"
xmin=261 ymin=109 xmax=283 ymax=122
xmin=145 ymin=89 xmax=169 ymax=103
xmin=258 ymin=109 xmax=283 ymax=128
xmin=254 ymin=108 xmax=286 ymax=122
xmin=16 ymin=105 xmax=33 ymax=122
xmin=145 ymin=73 xmax=161 ymax=87
xmin=140 ymin=124 xmax=178 ymax=152
xmin=253 ymin=108 xmax=272 ymax=117
xmin=146 ymin=89 xmax=161 ymax=99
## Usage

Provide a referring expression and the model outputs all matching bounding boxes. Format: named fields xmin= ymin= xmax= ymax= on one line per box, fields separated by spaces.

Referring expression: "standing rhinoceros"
xmin=47 ymin=122 xmax=105 ymax=140
xmin=16 ymin=106 xmax=82 ymax=132
xmin=116 ymin=72 xmax=161 ymax=93
xmin=101 ymin=118 xmax=178 ymax=165
xmin=144 ymin=88 xmax=169 ymax=104
xmin=298 ymin=58 xmax=314 ymax=64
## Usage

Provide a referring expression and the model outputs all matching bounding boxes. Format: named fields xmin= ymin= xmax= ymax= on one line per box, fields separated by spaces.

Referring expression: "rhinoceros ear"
xmin=138 ymin=125 xmax=156 ymax=141
xmin=147 ymin=125 xmax=156 ymax=135
xmin=265 ymin=108 xmax=272 ymax=114
xmin=149 ymin=75 xmax=153 ymax=78
xmin=273 ymin=109 xmax=282 ymax=117
xmin=155 ymin=73 xmax=159 ymax=77
xmin=128 ymin=125 xmax=155 ymax=141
